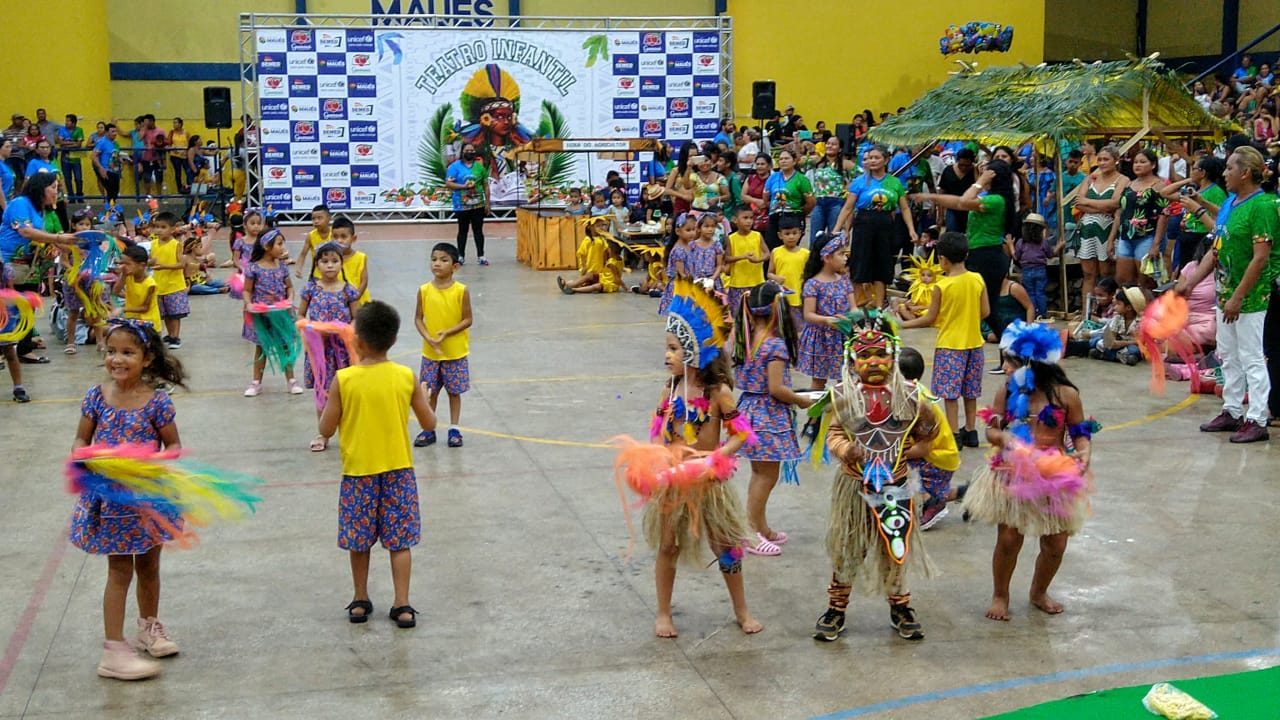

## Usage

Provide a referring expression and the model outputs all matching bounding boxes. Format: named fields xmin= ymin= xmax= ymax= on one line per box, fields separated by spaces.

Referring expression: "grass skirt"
xmin=964 ymin=452 xmax=1092 ymax=536
xmin=642 ymin=480 xmax=747 ymax=568
xmin=824 ymin=469 xmax=932 ymax=596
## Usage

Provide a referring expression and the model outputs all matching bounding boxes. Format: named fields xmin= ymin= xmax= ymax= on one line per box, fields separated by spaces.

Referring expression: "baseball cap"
xmin=785 ymin=104 xmax=795 ymax=110
xmin=11 ymin=113 xmax=23 ymax=120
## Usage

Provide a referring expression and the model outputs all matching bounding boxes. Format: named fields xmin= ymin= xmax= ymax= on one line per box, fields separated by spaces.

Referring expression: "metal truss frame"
xmin=239 ymin=13 xmax=732 ymax=224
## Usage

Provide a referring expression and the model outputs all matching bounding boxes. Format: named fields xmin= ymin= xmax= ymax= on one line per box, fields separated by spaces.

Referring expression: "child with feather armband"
xmin=298 ymin=242 xmax=361 ymax=452
xmin=614 ymin=278 xmax=763 ymax=638
xmin=70 ymin=319 xmax=189 ymax=680
xmin=319 ymin=301 xmax=437 ymax=628
xmin=964 ymin=320 xmax=1097 ymax=622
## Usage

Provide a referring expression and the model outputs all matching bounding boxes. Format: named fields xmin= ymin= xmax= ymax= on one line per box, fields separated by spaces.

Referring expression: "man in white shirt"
xmin=1156 ymin=143 xmax=1187 ymax=182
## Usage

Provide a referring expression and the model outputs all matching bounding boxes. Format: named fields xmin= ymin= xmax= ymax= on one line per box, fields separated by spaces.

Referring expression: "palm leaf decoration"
xmin=582 ymin=35 xmax=608 ymax=68
xmin=535 ymin=100 xmax=575 ymax=189
xmin=416 ymin=104 xmax=455 ymax=190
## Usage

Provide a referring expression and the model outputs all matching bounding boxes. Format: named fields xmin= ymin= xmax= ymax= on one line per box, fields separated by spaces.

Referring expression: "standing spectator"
xmin=937 ymin=148 xmax=976 ymax=232
xmin=168 ymin=118 xmax=189 ymax=194
xmin=1178 ymin=146 xmax=1279 ymax=443
xmin=21 ymin=123 xmax=45 ymax=155
xmin=58 ymin=114 xmax=85 ymax=202
xmin=763 ymin=148 xmax=814 ymax=250
xmin=805 ymin=136 xmax=855 ymax=241
xmin=0 ymin=138 xmax=14 ymax=209
xmin=712 ymin=119 xmax=735 ymax=150
xmin=737 ymin=128 xmax=760 ymax=174
xmin=86 ymin=121 xmax=106 ymax=198
xmin=128 ymin=116 xmax=145 ymax=199
xmin=837 ymin=144 xmax=917 ymax=309
xmin=714 ymin=154 xmax=741 ymax=216
xmin=1162 ymin=156 xmax=1227 ymax=270
xmin=139 ymin=114 xmax=166 ymax=197
xmin=740 ymin=153 xmax=772 ymax=234
xmin=445 ymin=142 xmax=490 ymax=266
xmin=4 ymin=115 xmax=29 ymax=185
xmin=34 ymin=109 xmax=59 ymax=147
xmin=92 ymin=123 xmax=123 ymax=203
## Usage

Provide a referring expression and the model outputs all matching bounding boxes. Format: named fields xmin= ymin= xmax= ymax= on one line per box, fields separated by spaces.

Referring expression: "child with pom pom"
xmin=965 ymin=320 xmax=1096 ymax=621
xmin=70 ymin=319 xmax=189 ymax=680
xmin=617 ymin=278 xmax=762 ymax=638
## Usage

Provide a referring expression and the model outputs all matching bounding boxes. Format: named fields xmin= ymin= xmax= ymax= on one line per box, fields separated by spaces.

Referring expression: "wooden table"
xmin=515 ymin=207 xmax=578 ymax=270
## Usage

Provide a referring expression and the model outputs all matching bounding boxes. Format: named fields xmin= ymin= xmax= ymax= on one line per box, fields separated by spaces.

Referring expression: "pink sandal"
xmin=768 ymin=531 xmax=788 ymax=545
xmin=744 ymin=533 xmax=782 ymax=556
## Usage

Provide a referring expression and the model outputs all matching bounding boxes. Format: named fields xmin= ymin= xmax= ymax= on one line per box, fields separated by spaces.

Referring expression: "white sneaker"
xmin=97 ymin=639 xmax=160 ymax=680
xmin=244 ymin=381 xmax=262 ymax=397
xmin=288 ymin=379 xmax=305 ymax=395
xmin=135 ymin=617 xmax=179 ymax=658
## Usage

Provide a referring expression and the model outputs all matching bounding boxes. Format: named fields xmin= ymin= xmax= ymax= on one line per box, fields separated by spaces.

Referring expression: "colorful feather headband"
xmin=836 ymin=309 xmax=901 ymax=358
xmin=999 ymin=319 xmax=1062 ymax=365
xmin=666 ymin=278 xmax=729 ymax=370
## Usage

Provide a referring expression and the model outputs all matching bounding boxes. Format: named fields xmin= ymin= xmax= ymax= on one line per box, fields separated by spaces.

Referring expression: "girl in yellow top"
xmin=724 ymin=205 xmax=768 ymax=312
xmin=413 ymin=243 xmax=473 ymax=449
xmin=147 ymin=212 xmax=190 ymax=349
xmin=767 ymin=214 xmax=810 ymax=330
xmin=116 ymin=246 xmax=162 ymax=332
xmin=313 ymin=217 xmax=369 ymax=304
xmin=558 ymin=216 xmax=610 ymax=294
xmin=901 ymin=232 xmax=990 ymax=448
xmin=318 ymin=300 xmax=436 ymax=628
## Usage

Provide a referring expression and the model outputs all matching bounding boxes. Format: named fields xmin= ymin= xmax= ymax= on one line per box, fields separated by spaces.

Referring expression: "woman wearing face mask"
xmin=445 ymin=143 xmax=491 ymax=266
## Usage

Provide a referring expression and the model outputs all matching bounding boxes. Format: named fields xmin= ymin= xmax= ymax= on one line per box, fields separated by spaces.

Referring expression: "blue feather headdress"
xmin=999 ymin=320 xmax=1062 ymax=365
xmin=666 ymin=278 xmax=729 ymax=370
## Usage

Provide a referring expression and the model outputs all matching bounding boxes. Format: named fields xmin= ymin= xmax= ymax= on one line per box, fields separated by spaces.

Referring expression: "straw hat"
xmin=1023 ymin=213 xmax=1047 ymax=227
xmin=1122 ymin=286 xmax=1147 ymax=313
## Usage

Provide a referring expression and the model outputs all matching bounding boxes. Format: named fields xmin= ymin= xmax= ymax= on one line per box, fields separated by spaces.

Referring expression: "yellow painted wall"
xmin=728 ymin=0 xmax=1044 ymax=128
xmin=5 ymin=0 xmax=111 ymax=124
xmin=1240 ymin=0 xmax=1280 ymax=55
xmin=1147 ymin=1 xmax=1223 ymax=59
xmin=1043 ymin=0 xmax=1134 ymax=61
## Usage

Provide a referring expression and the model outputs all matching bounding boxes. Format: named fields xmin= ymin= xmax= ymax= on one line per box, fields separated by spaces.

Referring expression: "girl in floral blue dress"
xmin=734 ymin=282 xmax=814 ymax=556
xmin=688 ymin=214 xmax=726 ymax=290
xmin=242 ymin=229 xmax=303 ymax=397
xmin=657 ymin=213 xmax=696 ymax=316
xmin=71 ymin=319 xmax=188 ymax=681
xmin=797 ymin=233 xmax=857 ymax=438
xmin=298 ymin=242 xmax=360 ymax=450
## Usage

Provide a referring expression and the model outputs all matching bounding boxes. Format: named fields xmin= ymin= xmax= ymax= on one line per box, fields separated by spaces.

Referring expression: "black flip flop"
xmin=345 ymin=599 xmax=373 ymax=624
xmin=18 ymin=355 xmax=49 ymax=364
xmin=389 ymin=605 xmax=418 ymax=628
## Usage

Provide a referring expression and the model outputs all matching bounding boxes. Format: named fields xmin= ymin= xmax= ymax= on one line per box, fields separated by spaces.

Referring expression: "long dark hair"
xmin=1196 ymin=156 xmax=1226 ymax=190
xmin=105 ymin=321 xmax=189 ymax=390
xmin=985 ymin=159 xmax=1020 ymax=238
xmin=804 ymin=232 xmax=842 ymax=281
xmin=697 ymin=353 xmax=735 ymax=393
xmin=674 ymin=141 xmax=693 ymax=177
xmin=733 ymin=282 xmax=798 ymax=365
xmin=250 ymin=228 xmax=283 ymax=264
xmin=20 ymin=172 xmax=58 ymax=209
xmin=1025 ymin=360 xmax=1078 ymax=410
xmin=663 ymin=212 xmax=697 ymax=267
xmin=308 ymin=241 xmax=348 ymax=283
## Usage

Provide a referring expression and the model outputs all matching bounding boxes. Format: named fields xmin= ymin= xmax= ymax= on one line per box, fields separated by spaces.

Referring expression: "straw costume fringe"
xmin=825 ymin=468 xmax=933 ymax=595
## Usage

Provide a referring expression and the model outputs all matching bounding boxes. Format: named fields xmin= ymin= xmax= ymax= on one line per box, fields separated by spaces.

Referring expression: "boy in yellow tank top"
xmin=901 ymin=232 xmax=990 ymax=448
xmin=147 ymin=212 xmax=190 ymax=349
xmin=725 ymin=206 xmax=768 ymax=312
xmin=116 ymin=245 xmax=162 ymax=332
xmin=314 ymin=217 xmax=370 ymax=304
xmin=413 ymin=243 xmax=474 ymax=448
xmin=318 ymin=300 xmax=436 ymax=628
xmin=295 ymin=204 xmax=331 ymax=279
xmin=767 ymin=215 xmax=810 ymax=329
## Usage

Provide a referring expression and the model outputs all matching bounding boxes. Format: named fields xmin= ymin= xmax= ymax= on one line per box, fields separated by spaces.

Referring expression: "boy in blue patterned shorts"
xmin=414 ymin=243 xmax=474 ymax=448
xmin=319 ymin=301 xmax=436 ymax=628
xmin=902 ymin=232 xmax=990 ymax=449
xmin=898 ymin=346 xmax=962 ymax=529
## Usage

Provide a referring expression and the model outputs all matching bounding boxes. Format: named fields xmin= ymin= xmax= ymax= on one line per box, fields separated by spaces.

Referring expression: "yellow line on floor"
xmin=1101 ymin=393 xmax=1198 ymax=432
xmin=458 ymin=426 xmax=612 ymax=449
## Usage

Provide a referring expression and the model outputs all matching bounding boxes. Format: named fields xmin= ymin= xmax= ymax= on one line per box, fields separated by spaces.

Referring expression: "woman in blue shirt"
xmin=835 ymin=145 xmax=918 ymax=309
xmin=0 ymin=139 xmax=14 ymax=211
xmin=0 ymin=172 xmax=79 ymax=399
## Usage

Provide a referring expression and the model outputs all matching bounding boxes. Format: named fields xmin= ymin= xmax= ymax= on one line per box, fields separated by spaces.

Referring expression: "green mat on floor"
xmin=984 ymin=665 xmax=1280 ymax=719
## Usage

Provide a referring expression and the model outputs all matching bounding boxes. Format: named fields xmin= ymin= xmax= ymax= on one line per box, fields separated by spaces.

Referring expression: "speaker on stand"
xmin=751 ymin=80 xmax=776 ymax=155
xmin=203 ymin=87 xmax=234 ymax=217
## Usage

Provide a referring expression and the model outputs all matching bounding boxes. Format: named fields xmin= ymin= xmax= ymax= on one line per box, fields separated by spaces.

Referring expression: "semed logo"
xmin=257 ymin=54 xmax=283 ymax=72
xmin=346 ymin=29 xmax=374 ymax=52
xmin=694 ymin=98 xmax=718 ymax=117
xmin=349 ymin=123 xmax=378 ymax=142
xmin=352 ymin=189 xmax=377 ymax=206
xmin=288 ymin=29 xmax=314 ymax=52
xmin=347 ymin=79 xmax=377 ymax=97
xmin=262 ymin=144 xmax=287 ymax=164
xmin=317 ymin=31 xmax=343 ymax=49
xmin=260 ymin=99 xmax=289 ymax=120
xmin=666 ymin=34 xmax=691 ymax=51
xmin=320 ymin=123 xmax=346 ymax=140
xmin=293 ymin=166 xmax=319 ymax=186
xmin=289 ymin=77 xmax=316 ymax=96
xmin=351 ymin=165 xmax=380 ymax=186
xmin=612 ymin=54 xmax=636 ymax=75
xmin=667 ymin=120 xmax=691 ymax=138
xmin=320 ymin=144 xmax=349 ymax=163
xmin=349 ymin=101 xmax=374 ymax=117
xmin=318 ymin=53 xmax=346 ymax=74
xmin=640 ymin=77 xmax=664 ymax=96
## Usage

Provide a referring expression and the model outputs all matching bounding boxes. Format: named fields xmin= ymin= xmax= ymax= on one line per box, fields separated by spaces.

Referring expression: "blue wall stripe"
xmin=111 ymin=62 xmax=241 ymax=82
xmin=810 ymin=646 xmax=1280 ymax=720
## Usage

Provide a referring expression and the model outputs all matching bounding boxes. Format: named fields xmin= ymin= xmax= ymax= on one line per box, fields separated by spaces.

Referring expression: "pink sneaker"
xmin=97 ymin=639 xmax=160 ymax=680
xmin=134 ymin=617 xmax=179 ymax=658
xmin=244 ymin=381 xmax=262 ymax=397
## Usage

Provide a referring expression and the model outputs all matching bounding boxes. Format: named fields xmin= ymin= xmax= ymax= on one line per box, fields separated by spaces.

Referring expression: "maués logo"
xmin=351 ymin=166 xmax=380 ymax=185
xmin=347 ymin=79 xmax=377 ymax=97
xmin=321 ymin=144 xmax=349 ymax=163
xmin=667 ymin=56 xmax=692 ymax=72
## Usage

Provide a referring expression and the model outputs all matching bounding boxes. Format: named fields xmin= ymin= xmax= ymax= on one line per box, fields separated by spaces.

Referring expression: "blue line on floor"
xmin=810 ymin=647 xmax=1280 ymax=719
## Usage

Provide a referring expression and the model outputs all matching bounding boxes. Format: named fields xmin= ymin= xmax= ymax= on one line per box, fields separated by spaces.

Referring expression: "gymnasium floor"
xmin=1 ymin=224 xmax=1277 ymax=720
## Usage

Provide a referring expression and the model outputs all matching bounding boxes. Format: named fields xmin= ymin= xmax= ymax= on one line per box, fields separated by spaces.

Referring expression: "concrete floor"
xmin=1 ymin=223 xmax=1278 ymax=720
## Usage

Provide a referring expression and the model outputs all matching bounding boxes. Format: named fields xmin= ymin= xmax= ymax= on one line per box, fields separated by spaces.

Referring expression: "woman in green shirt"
xmin=1161 ymin=156 xmax=1227 ymax=271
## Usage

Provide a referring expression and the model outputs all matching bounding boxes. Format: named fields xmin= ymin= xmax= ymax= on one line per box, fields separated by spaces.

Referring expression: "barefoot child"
xmin=901 ymin=232 xmax=990 ymax=449
xmin=618 ymin=278 xmax=761 ymax=637
xmin=413 ymin=243 xmax=473 ymax=449
xmin=299 ymin=242 xmax=360 ymax=451
xmin=734 ymin=282 xmax=813 ymax=556
xmin=148 ymin=212 xmax=190 ymax=349
xmin=71 ymin=319 xmax=188 ymax=679
xmin=318 ymin=301 xmax=436 ymax=628
xmin=295 ymin=203 xmax=331 ymax=278
xmin=965 ymin=320 xmax=1095 ymax=620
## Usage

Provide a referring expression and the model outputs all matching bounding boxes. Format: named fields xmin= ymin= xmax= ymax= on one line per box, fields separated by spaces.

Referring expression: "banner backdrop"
xmin=255 ymin=26 xmax=725 ymax=211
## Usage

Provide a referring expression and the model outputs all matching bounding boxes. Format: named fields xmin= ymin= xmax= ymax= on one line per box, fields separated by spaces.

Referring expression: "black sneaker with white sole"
xmin=890 ymin=603 xmax=924 ymax=640
xmin=813 ymin=607 xmax=846 ymax=642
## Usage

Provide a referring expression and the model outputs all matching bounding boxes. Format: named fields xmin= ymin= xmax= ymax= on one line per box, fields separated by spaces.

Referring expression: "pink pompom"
xmin=706 ymin=451 xmax=738 ymax=482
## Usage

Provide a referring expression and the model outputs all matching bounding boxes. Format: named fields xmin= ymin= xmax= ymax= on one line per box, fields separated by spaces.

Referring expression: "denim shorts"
xmin=1115 ymin=233 xmax=1155 ymax=260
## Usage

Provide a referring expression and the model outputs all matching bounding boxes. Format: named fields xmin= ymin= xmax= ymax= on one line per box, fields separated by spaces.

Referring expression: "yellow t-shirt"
xmin=648 ymin=260 xmax=666 ymax=284
xmin=917 ymin=382 xmax=960 ymax=472
xmin=150 ymin=238 xmax=186 ymax=296
xmin=419 ymin=280 xmax=469 ymax=361
xmin=601 ymin=256 xmax=624 ymax=293
xmin=771 ymin=246 xmax=810 ymax=307
xmin=314 ymin=249 xmax=369 ymax=304
xmin=934 ymin=271 xmax=986 ymax=350
xmin=335 ymin=361 xmax=415 ymax=476
xmin=124 ymin=275 xmax=162 ymax=331
xmin=726 ymin=231 xmax=766 ymax=288
xmin=576 ymin=236 xmax=606 ymax=276
xmin=307 ymin=227 xmax=331 ymax=249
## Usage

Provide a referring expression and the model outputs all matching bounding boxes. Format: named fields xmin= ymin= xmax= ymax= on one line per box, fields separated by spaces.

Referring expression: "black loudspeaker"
xmin=835 ymin=123 xmax=854 ymax=151
xmin=751 ymin=80 xmax=776 ymax=121
xmin=203 ymin=87 xmax=232 ymax=129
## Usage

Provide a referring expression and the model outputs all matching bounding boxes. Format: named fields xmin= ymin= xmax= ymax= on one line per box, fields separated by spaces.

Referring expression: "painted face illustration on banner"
xmin=454 ymin=64 xmax=536 ymax=176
